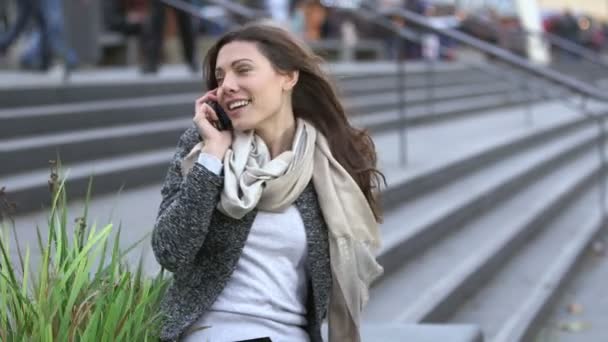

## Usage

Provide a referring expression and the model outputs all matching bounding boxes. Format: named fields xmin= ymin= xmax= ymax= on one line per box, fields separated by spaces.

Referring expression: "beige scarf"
xmin=181 ymin=119 xmax=383 ymax=341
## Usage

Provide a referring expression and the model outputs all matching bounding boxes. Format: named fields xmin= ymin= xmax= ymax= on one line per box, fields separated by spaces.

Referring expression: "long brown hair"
xmin=203 ymin=22 xmax=386 ymax=222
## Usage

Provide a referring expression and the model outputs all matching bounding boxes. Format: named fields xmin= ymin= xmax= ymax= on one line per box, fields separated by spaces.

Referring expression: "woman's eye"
xmin=237 ymin=68 xmax=250 ymax=74
xmin=216 ymin=77 xmax=224 ymax=84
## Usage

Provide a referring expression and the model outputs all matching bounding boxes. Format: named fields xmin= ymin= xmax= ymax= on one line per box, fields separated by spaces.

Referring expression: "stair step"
xmin=0 ymin=72 xmax=200 ymax=108
xmin=365 ymin=130 xmax=604 ymax=324
xmin=4 ymin=148 xmax=175 ymax=214
xmin=378 ymin=102 xmax=595 ymax=208
xmin=0 ymin=79 xmax=508 ymax=139
xmin=346 ymin=82 xmax=514 ymax=116
xmin=1 ymin=88 xmax=534 ymax=176
xmin=0 ymin=93 xmax=195 ymax=139
xmin=0 ymin=118 xmax=191 ymax=175
xmin=451 ymin=179 xmax=605 ymax=342
xmin=377 ymin=124 xmax=598 ymax=275
xmin=0 ymin=62 xmax=487 ymax=108
xmin=355 ymin=91 xmax=540 ymax=131
xmin=534 ymin=216 xmax=608 ymax=342
xmin=337 ymin=72 xmax=498 ymax=95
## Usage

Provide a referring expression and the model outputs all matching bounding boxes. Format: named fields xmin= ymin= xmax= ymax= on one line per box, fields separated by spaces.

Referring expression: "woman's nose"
xmin=220 ymin=73 xmax=238 ymax=93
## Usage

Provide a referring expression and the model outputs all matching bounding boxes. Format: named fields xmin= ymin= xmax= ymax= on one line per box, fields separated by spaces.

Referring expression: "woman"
xmin=152 ymin=22 xmax=384 ymax=342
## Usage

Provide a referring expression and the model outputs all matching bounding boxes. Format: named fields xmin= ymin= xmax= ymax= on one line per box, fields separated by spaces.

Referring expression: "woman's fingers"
xmin=202 ymin=102 xmax=219 ymax=122
xmin=194 ymin=89 xmax=224 ymax=137
xmin=194 ymin=109 xmax=216 ymax=136
xmin=195 ymin=90 xmax=219 ymax=112
xmin=194 ymin=102 xmax=224 ymax=136
xmin=196 ymin=114 xmax=216 ymax=132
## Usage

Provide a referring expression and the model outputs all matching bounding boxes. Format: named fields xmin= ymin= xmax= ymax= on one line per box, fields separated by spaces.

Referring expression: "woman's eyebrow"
xmin=216 ymin=58 xmax=254 ymax=72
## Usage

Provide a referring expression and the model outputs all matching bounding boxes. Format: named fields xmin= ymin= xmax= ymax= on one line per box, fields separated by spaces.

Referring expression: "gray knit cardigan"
xmin=151 ymin=126 xmax=332 ymax=341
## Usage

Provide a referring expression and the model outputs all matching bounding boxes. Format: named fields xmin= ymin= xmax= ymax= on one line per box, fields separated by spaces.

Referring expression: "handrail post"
xmin=582 ymin=95 xmax=607 ymax=217
xmin=426 ymin=56 xmax=435 ymax=116
xmin=505 ymin=63 xmax=519 ymax=104
xmin=600 ymin=113 xmax=607 ymax=217
xmin=586 ymin=61 xmax=596 ymax=86
xmin=582 ymin=94 xmax=589 ymax=112
xmin=422 ymin=33 xmax=437 ymax=117
xmin=398 ymin=36 xmax=408 ymax=166
xmin=523 ymin=75 xmax=534 ymax=125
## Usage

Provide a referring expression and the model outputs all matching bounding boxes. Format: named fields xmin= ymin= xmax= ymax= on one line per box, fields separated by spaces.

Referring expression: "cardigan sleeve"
xmin=151 ymin=127 xmax=224 ymax=272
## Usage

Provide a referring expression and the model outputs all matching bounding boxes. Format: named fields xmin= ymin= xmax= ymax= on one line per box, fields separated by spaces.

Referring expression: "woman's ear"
xmin=283 ymin=70 xmax=299 ymax=91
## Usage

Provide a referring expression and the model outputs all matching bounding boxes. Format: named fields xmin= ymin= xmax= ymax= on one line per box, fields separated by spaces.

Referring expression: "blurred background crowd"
xmin=1 ymin=0 xmax=607 ymax=74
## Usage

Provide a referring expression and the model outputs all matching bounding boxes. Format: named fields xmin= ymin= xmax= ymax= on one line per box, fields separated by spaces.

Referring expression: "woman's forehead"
xmin=216 ymin=41 xmax=265 ymax=69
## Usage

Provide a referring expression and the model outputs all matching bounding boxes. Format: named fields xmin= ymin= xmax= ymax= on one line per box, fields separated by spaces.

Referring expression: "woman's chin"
xmin=231 ymin=121 xmax=254 ymax=132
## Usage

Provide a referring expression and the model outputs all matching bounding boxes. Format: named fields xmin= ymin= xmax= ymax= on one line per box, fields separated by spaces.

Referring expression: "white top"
xmin=182 ymin=154 xmax=310 ymax=342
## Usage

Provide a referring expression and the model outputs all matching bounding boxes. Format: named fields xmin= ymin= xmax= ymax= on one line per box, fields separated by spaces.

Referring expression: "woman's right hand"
xmin=194 ymin=90 xmax=233 ymax=161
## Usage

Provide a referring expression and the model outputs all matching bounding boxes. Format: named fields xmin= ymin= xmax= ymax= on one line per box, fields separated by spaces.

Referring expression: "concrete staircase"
xmin=1 ymin=62 xmax=531 ymax=214
xmin=3 ymin=61 xmax=607 ymax=341
xmin=359 ymin=70 xmax=608 ymax=341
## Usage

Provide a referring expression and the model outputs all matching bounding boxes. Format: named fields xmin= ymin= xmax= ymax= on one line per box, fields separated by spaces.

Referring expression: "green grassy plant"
xmin=0 ymin=161 xmax=169 ymax=341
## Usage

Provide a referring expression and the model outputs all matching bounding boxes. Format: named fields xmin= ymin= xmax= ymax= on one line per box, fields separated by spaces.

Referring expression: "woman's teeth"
xmin=229 ymin=100 xmax=250 ymax=110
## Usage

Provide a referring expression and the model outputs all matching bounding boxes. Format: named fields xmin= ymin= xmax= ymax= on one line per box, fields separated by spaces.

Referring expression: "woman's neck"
xmin=256 ymin=112 xmax=296 ymax=159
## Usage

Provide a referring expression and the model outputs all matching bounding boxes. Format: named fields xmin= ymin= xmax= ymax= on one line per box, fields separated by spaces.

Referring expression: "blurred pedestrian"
xmin=289 ymin=0 xmax=307 ymax=37
xmin=555 ymin=9 xmax=579 ymax=43
xmin=0 ymin=0 xmax=51 ymax=70
xmin=266 ymin=0 xmax=290 ymax=26
xmin=20 ymin=0 xmax=79 ymax=71
xmin=554 ymin=9 xmax=580 ymax=61
xmin=141 ymin=0 xmax=197 ymax=73
xmin=380 ymin=0 xmax=405 ymax=60
xmin=1 ymin=0 xmax=9 ymax=31
xmin=301 ymin=0 xmax=327 ymax=41
xmin=404 ymin=0 xmax=429 ymax=59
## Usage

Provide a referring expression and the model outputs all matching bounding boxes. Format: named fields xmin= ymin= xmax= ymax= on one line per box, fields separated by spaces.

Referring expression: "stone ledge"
xmin=321 ymin=323 xmax=484 ymax=342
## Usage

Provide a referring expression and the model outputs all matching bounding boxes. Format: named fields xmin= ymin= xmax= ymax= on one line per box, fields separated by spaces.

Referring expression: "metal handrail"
xmin=159 ymin=0 xmax=265 ymax=21
xmin=159 ymin=0 xmax=606 ymax=103
xmin=384 ymin=17 xmax=596 ymax=115
xmin=159 ymin=0 xmax=606 ymax=152
xmin=455 ymin=18 xmax=608 ymax=85
xmin=359 ymin=3 xmax=608 ymax=217
xmin=347 ymin=1 xmax=608 ymax=189
xmin=500 ymin=27 xmax=608 ymax=70
xmin=534 ymin=31 xmax=607 ymax=66
xmin=369 ymin=6 xmax=608 ymax=102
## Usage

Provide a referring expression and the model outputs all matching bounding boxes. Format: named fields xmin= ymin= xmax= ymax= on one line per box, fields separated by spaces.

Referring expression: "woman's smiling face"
xmin=215 ymin=41 xmax=295 ymax=132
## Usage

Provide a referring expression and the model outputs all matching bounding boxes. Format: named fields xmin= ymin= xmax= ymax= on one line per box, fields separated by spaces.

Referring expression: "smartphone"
xmin=207 ymin=101 xmax=232 ymax=131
